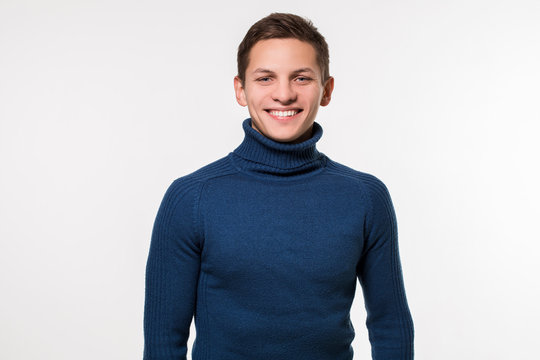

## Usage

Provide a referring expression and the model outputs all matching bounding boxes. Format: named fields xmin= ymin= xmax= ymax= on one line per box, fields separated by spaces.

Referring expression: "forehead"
xmin=247 ymin=38 xmax=319 ymax=73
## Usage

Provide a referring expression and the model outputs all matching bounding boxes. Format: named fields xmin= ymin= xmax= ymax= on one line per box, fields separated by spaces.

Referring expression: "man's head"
xmin=236 ymin=13 xmax=330 ymax=87
xmin=234 ymin=13 xmax=334 ymax=144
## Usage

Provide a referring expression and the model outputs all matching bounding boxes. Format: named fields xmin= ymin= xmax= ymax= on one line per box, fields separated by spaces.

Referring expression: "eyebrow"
xmin=251 ymin=67 xmax=317 ymax=75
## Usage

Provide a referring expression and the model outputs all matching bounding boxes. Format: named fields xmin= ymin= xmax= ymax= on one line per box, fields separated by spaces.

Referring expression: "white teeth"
xmin=269 ymin=110 xmax=298 ymax=117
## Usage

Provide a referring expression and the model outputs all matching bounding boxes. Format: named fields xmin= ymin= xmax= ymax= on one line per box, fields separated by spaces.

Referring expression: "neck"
xmin=229 ymin=118 xmax=326 ymax=179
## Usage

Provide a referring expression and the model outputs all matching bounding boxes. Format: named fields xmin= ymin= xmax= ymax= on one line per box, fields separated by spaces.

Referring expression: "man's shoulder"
xmin=324 ymin=157 xmax=394 ymax=213
xmin=167 ymin=154 xmax=237 ymax=192
xmin=324 ymin=157 xmax=389 ymax=192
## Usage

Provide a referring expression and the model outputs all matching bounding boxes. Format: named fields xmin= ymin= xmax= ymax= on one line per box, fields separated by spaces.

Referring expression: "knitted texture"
xmin=143 ymin=118 xmax=414 ymax=360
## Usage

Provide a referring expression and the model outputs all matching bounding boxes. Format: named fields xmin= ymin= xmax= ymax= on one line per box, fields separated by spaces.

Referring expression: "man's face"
xmin=234 ymin=38 xmax=334 ymax=144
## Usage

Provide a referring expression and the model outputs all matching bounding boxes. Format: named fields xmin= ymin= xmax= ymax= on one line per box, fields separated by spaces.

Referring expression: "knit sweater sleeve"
xmin=143 ymin=177 xmax=204 ymax=360
xmin=357 ymin=175 xmax=414 ymax=359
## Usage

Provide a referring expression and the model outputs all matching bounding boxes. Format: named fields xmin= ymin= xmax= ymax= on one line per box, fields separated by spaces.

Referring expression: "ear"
xmin=234 ymin=76 xmax=247 ymax=107
xmin=320 ymin=76 xmax=334 ymax=107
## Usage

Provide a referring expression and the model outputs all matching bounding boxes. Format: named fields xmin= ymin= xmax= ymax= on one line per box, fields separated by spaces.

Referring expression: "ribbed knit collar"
xmin=230 ymin=118 xmax=326 ymax=178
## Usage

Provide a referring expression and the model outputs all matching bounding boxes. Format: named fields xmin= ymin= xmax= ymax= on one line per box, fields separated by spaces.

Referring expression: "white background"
xmin=1 ymin=0 xmax=539 ymax=359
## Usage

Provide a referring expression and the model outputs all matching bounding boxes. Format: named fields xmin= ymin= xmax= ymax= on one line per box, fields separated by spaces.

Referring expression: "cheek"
xmin=245 ymin=88 xmax=267 ymax=107
xmin=304 ymin=88 xmax=323 ymax=107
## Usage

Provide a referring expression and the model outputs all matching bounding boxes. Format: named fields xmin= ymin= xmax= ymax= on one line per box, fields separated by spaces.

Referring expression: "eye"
xmin=256 ymin=77 xmax=272 ymax=82
xmin=296 ymin=76 xmax=312 ymax=82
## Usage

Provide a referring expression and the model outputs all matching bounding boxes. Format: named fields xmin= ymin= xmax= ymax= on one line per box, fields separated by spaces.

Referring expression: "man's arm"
xmin=357 ymin=175 xmax=414 ymax=359
xmin=143 ymin=178 xmax=203 ymax=360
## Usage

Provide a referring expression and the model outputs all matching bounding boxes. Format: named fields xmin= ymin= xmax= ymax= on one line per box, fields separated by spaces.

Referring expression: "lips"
xmin=265 ymin=109 xmax=303 ymax=120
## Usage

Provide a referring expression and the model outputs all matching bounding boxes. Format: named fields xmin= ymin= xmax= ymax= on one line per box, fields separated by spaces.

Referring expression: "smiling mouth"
xmin=266 ymin=109 xmax=303 ymax=118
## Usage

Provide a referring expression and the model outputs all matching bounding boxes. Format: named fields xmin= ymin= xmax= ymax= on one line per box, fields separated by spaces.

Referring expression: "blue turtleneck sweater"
xmin=143 ymin=119 xmax=414 ymax=360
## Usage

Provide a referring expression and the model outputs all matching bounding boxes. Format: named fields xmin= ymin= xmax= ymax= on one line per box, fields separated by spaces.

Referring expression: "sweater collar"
xmin=230 ymin=118 xmax=326 ymax=178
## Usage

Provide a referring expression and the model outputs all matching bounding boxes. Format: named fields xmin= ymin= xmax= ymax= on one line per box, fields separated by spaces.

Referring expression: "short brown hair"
xmin=237 ymin=13 xmax=330 ymax=86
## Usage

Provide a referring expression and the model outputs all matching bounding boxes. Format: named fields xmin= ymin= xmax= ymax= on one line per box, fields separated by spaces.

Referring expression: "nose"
xmin=271 ymin=80 xmax=297 ymax=104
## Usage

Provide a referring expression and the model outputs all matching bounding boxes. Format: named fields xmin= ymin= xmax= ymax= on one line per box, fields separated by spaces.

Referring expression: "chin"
xmin=273 ymin=135 xmax=298 ymax=143
xmin=252 ymin=116 xmax=310 ymax=143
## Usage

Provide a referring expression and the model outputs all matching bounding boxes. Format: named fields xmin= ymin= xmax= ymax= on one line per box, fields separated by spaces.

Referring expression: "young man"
xmin=144 ymin=13 xmax=414 ymax=360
